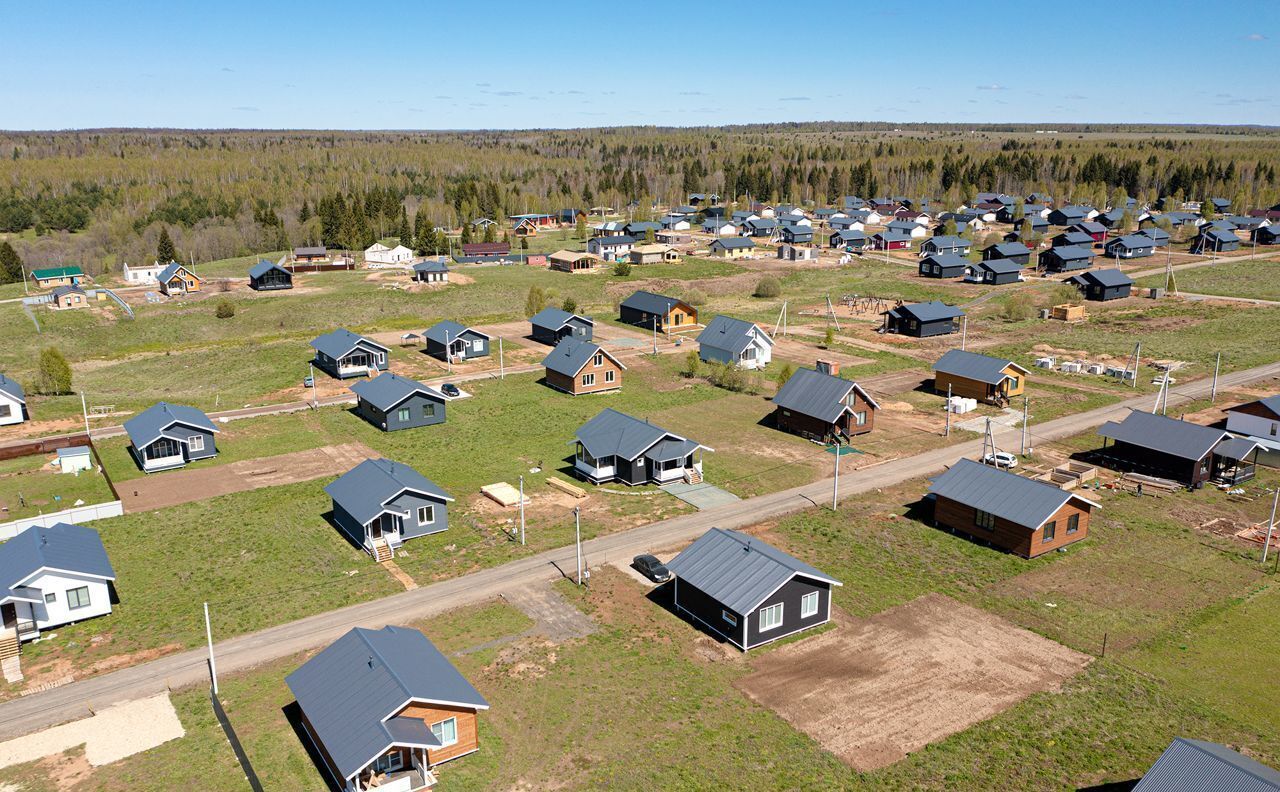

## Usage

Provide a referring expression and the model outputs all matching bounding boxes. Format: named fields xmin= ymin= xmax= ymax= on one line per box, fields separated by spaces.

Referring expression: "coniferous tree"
xmin=156 ymin=227 xmax=177 ymax=263
xmin=298 ymin=200 xmax=311 ymax=223
xmin=461 ymin=223 xmax=473 ymax=245
xmin=37 ymin=347 xmax=72 ymax=395
xmin=0 ymin=241 xmax=23 ymax=284
xmin=397 ymin=208 xmax=412 ymax=248
xmin=483 ymin=223 xmax=496 ymax=243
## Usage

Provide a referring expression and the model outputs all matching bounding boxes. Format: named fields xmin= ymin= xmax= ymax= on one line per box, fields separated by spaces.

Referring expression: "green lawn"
xmin=1135 ymin=257 xmax=1280 ymax=302
xmin=0 ymin=452 xmax=116 ymax=521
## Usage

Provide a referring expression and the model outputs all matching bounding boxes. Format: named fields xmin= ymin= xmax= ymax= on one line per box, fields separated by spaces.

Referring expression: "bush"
xmin=524 ymin=285 xmax=547 ymax=317
xmin=613 ymin=260 xmax=632 ymax=277
xmin=705 ymin=362 xmax=763 ymax=394
xmin=562 ymin=296 xmax=578 ymax=313
xmin=681 ymin=349 xmax=701 ymax=378
xmin=683 ymin=288 xmax=707 ymax=306
xmin=753 ymin=276 xmax=782 ymax=298
xmin=1001 ymin=292 xmax=1036 ymax=322
xmin=823 ymin=326 xmax=836 ymax=348
xmin=37 ymin=347 xmax=72 ymax=395
xmin=774 ymin=361 xmax=795 ymax=387
xmin=215 ymin=299 xmax=236 ymax=319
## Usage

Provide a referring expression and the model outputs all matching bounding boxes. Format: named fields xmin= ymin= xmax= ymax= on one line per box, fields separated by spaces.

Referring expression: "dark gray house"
xmin=1191 ymin=228 xmax=1241 ymax=253
xmin=623 ymin=221 xmax=660 ymax=238
xmin=1104 ymin=234 xmax=1155 ymax=259
xmin=981 ymin=241 xmax=1031 ymax=265
xmin=666 ymin=527 xmax=842 ymax=651
xmin=351 ymin=372 xmax=447 ymax=432
xmin=1132 ymin=738 xmax=1280 ymax=791
xmin=1252 ymin=225 xmax=1280 ymax=245
xmin=424 ymin=321 xmax=490 ymax=362
xmin=618 ymin=291 xmax=697 ymax=332
xmin=919 ymin=235 xmax=971 ymax=257
xmin=1038 ymin=244 xmax=1095 ymax=272
xmin=1048 ymin=205 xmax=1091 ymax=226
xmin=248 ymin=259 xmax=293 ymax=290
xmin=324 ymin=458 xmax=454 ymax=561
xmin=1136 ymin=226 xmax=1171 ymax=246
xmin=829 ymin=229 xmax=868 ymax=250
xmin=1067 ymin=268 xmax=1134 ymax=301
xmin=780 ymin=225 xmax=813 ymax=244
xmin=1096 ymin=410 xmax=1259 ymax=488
xmin=883 ymin=300 xmax=964 ymax=338
xmin=1051 ymin=230 xmax=1095 ymax=248
xmin=311 ymin=329 xmax=391 ymax=379
xmin=529 ymin=307 xmax=594 ymax=345
xmin=123 ymin=401 xmax=219 ymax=473
xmin=965 ymin=259 xmax=1025 ymax=285
xmin=918 ymin=253 xmax=968 ymax=278
xmin=572 ymin=408 xmax=709 ymax=486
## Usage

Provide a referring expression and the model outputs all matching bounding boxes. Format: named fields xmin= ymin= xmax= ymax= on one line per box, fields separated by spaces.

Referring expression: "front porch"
xmin=136 ymin=439 xmax=188 ymax=472
xmin=365 ymin=512 xmax=405 ymax=562
xmin=351 ymin=750 xmax=437 ymax=791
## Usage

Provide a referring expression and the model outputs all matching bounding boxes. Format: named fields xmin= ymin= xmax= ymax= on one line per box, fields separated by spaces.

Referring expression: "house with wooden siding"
xmin=871 ymin=231 xmax=912 ymax=251
xmin=1096 ymin=410 xmax=1259 ymax=488
xmin=30 ymin=266 xmax=85 ymax=289
xmin=286 ymin=625 xmax=488 ymax=792
xmin=1252 ymin=225 xmax=1280 ymax=246
xmin=965 ymin=259 xmax=1025 ymax=285
xmin=157 ymin=262 xmax=202 ymax=295
xmin=548 ymin=250 xmax=602 ymax=272
xmin=1038 ymin=244 xmax=1095 ymax=273
xmin=927 ymin=459 xmax=1098 ymax=558
xmin=918 ymin=253 xmax=968 ymax=279
xmin=0 ymin=374 xmax=27 ymax=426
xmin=541 ymin=337 xmax=625 ymax=395
xmin=459 ymin=242 xmax=510 ymax=258
xmin=293 ymin=246 xmax=329 ymax=263
xmin=666 ymin=527 xmax=841 ymax=651
xmin=424 ymin=321 xmax=490 ymax=362
xmin=310 ymin=329 xmax=390 ymax=379
xmin=696 ymin=315 xmax=773 ymax=369
xmin=123 ymin=401 xmax=219 ymax=473
xmin=1067 ymin=268 xmax=1133 ymax=301
xmin=529 ymin=307 xmax=593 ymax=345
xmin=932 ymin=349 xmax=1029 ymax=406
xmin=618 ymin=291 xmax=697 ymax=332
xmin=1048 ymin=205 xmax=1092 ymax=227
xmin=351 ymin=373 xmax=446 ymax=433
xmin=709 ymin=237 xmax=756 ymax=259
xmin=628 ymin=244 xmax=680 ymax=265
xmin=325 ymin=458 xmax=453 ymax=561
xmin=572 ymin=408 xmax=709 ymax=486
xmin=1225 ymin=395 xmax=1280 ymax=467
xmin=248 ymin=259 xmax=293 ymax=290
xmin=771 ymin=366 xmax=878 ymax=443
xmin=780 ymin=225 xmax=813 ymax=245
xmin=883 ymin=300 xmax=964 ymax=337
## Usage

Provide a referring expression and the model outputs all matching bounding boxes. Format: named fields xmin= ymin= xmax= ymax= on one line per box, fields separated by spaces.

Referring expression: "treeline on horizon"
xmin=0 ymin=123 xmax=1277 ymax=276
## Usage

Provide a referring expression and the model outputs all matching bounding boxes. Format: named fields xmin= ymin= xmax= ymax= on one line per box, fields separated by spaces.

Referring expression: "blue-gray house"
xmin=325 ymin=458 xmax=453 ymax=561
xmin=351 ymin=373 xmax=447 ymax=432
xmin=311 ymin=329 xmax=391 ymax=379
xmin=248 ymin=259 xmax=293 ymax=291
xmin=530 ymin=307 xmax=594 ymax=345
xmin=123 ymin=402 xmax=219 ymax=473
xmin=424 ymin=321 xmax=490 ymax=362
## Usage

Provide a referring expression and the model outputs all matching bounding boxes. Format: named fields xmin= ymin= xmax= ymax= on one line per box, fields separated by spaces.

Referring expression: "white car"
xmin=982 ymin=451 xmax=1018 ymax=469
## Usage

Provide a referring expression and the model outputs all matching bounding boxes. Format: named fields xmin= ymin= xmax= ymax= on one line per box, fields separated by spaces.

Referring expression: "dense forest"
xmin=0 ymin=123 xmax=1277 ymax=276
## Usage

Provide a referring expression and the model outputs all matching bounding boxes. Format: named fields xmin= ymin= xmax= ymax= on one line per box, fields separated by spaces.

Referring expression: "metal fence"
xmin=211 ymin=688 xmax=265 ymax=792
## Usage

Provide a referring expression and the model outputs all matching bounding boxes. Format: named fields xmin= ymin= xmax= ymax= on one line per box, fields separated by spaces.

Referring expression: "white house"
xmin=364 ymin=242 xmax=415 ymax=266
xmin=0 ymin=523 xmax=116 ymax=652
xmin=121 ymin=262 xmax=165 ymax=285
xmin=1226 ymin=395 xmax=1280 ymax=466
xmin=696 ymin=315 xmax=774 ymax=370
xmin=0 ymin=374 xmax=27 ymax=426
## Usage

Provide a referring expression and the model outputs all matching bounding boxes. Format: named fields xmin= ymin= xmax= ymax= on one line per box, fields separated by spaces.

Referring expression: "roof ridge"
xmin=356 ymin=627 xmax=413 ymax=700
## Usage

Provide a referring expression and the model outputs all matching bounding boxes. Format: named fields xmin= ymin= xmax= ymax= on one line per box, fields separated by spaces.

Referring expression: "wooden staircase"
xmin=371 ymin=538 xmax=393 ymax=563
xmin=0 ymin=634 xmax=19 ymax=662
xmin=683 ymin=467 xmax=703 ymax=485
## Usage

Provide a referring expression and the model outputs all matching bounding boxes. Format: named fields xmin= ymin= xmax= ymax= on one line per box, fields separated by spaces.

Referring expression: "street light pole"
xmin=518 ymin=475 xmax=525 ymax=546
xmin=204 ymin=602 xmax=218 ymax=695
xmin=831 ymin=444 xmax=840 ymax=510
xmin=1263 ymin=486 xmax=1280 ymax=565
xmin=574 ymin=506 xmax=582 ymax=585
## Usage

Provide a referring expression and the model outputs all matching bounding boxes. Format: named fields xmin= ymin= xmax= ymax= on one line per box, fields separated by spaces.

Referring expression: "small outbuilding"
xmin=424 ymin=321 xmax=490 ymax=362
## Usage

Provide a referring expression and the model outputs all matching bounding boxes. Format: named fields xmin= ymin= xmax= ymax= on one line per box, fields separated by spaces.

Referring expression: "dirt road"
xmin=0 ymin=359 xmax=1276 ymax=740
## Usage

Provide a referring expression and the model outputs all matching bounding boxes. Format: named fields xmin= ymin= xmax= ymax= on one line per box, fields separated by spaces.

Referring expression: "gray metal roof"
xmin=1244 ymin=395 xmax=1280 ymax=419
xmin=920 ymin=253 xmax=969 ymax=270
xmin=310 ymin=328 xmax=389 ymax=360
xmin=0 ymin=374 xmax=24 ymax=404
xmin=928 ymin=459 xmax=1098 ymax=530
xmin=574 ymin=408 xmax=696 ymax=462
xmin=665 ymin=527 xmax=840 ymax=615
xmin=923 ymin=235 xmax=969 ymax=249
xmin=1070 ymin=268 xmax=1133 ymax=288
xmin=424 ymin=320 xmax=489 ymax=345
xmin=772 ymin=367 xmax=879 ymax=423
xmin=1107 ymin=234 xmax=1154 ymax=250
xmin=891 ymin=300 xmax=965 ymax=323
xmin=1046 ymin=245 xmax=1094 ymax=261
xmin=530 ymin=307 xmax=593 ymax=332
xmin=620 ymin=290 xmax=685 ymax=315
xmin=350 ymin=373 xmax=444 ymax=412
xmin=975 ymin=259 xmax=1025 ymax=275
xmin=1098 ymin=410 xmax=1230 ymax=461
xmin=1214 ymin=437 xmax=1260 ymax=461
xmin=712 ymin=236 xmax=755 ymax=250
xmin=123 ymin=401 xmax=218 ymax=449
xmin=294 ymin=246 xmax=327 ymax=256
xmin=285 ymin=626 xmax=489 ymax=781
xmin=1072 ymin=221 xmax=1107 ymax=234
xmin=696 ymin=315 xmax=771 ymax=356
xmin=1 ymin=522 xmax=115 ymax=602
xmin=541 ymin=337 xmax=624 ymax=378
xmin=248 ymin=259 xmax=289 ymax=279
xmin=157 ymin=262 xmax=190 ymax=282
xmin=1132 ymin=737 xmax=1280 ymax=791
xmin=590 ymin=234 xmax=636 ymax=247
xmin=413 ymin=259 xmax=448 ymax=273
xmin=932 ymin=349 xmax=1027 ymax=385
xmin=834 ymin=229 xmax=867 ymax=242
xmin=988 ymin=241 xmax=1031 ymax=257
xmin=324 ymin=458 xmax=453 ymax=526
xmin=51 ymin=284 xmax=86 ymax=298
xmin=1055 ymin=231 xmax=1095 ymax=245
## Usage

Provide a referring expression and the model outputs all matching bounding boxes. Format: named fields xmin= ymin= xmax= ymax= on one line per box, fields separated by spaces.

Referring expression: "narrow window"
xmin=800 ymin=591 xmax=819 ymax=618
xmin=397 ymin=408 xmax=411 ymax=422
xmin=721 ymin=610 xmax=738 ymax=627
xmin=593 ymin=353 xmax=604 ymax=367
xmin=1043 ymin=521 xmax=1057 ymax=543
xmin=44 ymin=592 xmax=56 ymax=604
xmin=1067 ymin=513 xmax=1080 ymax=534
xmin=66 ymin=586 xmax=91 ymax=610
xmin=430 ymin=717 xmax=458 ymax=746
xmin=854 ymin=411 xmax=867 ymax=426
xmin=604 ymin=370 xmax=615 ymax=383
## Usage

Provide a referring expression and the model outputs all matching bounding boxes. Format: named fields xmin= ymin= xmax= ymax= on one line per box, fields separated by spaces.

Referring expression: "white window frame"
xmin=66 ymin=586 xmax=91 ymax=610
xmin=800 ymin=591 xmax=819 ymax=618
xmin=372 ymin=752 xmax=404 ymax=774
xmin=854 ymin=410 xmax=867 ymax=426
xmin=430 ymin=716 xmax=458 ymax=747
xmin=397 ymin=407 xmax=412 ymax=422
xmin=582 ymin=373 xmax=596 ymax=386
xmin=721 ymin=610 xmax=738 ymax=627
xmin=975 ymin=509 xmax=996 ymax=531
xmin=471 ymin=339 xmax=484 ymax=352
xmin=604 ymin=370 xmax=615 ymax=383
xmin=593 ymin=353 xmax=604 ymax=367
xmin=188 ymin=435 xmax=204 ymax=452
xmin=758 ymin=602 xmax=784 ymax=632
xmin=417 ymin=505 xmax=434 ymax=525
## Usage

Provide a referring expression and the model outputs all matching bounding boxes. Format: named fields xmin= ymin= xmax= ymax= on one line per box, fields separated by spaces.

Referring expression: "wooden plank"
xmin=547 ymin=477 xmax=587 ymax=499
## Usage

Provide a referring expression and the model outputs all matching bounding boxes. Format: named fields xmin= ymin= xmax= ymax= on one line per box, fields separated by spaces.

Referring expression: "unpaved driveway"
xmin=735 ymin=594 xmax=1090 ymax=771
xmin=119 ymin=442 xmax=378 ymax=512
xmin=0 ymin=693 xmax=183 ymax=768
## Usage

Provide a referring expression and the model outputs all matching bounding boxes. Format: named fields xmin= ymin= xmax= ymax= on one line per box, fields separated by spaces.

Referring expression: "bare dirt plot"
xmin=0 ymin=693 xmax=183 ymax=769
xmin=735 ymin=593 xmax=1090 ymax=771
xmin=119 ymin=442 xmax=377 ymax=512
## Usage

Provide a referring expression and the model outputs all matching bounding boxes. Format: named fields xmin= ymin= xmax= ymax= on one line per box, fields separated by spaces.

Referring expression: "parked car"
xmin=303 ymin=375 xmax=314 ymax=388
xmin=632 ymin=553 xmax=671 ymax=583
xmin=441 ymin=383 xmax=461 ymax=398
xmin=982 ymin=451 xmax=1018 ymax=469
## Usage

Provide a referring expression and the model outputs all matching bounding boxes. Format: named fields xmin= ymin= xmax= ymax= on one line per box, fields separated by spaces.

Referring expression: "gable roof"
xmin=530 ymin=306 xmax=593 ymax=331
xmin=666 ymin=527 xmax=841 ymax=615
xmin=928 ymin=459 xmax=1099 ymax=530
xmin=1231 ymin=394 xmax=1280 ymax=420
xmin=1045 ymin=244 xmax=1095 ymax=261
xmin=620 ymin=290 xmax=687 ymax=316
xmin=30 ymin=265 xmax=84 ymax=280
xmin=697 ymin=315 xmax=772 ymax=355
xmin=1107 ymin=233 xmax=1153 ymax=250
xmin=1099 ymin=410 xmax=1231 ymax=461
xmin=1055 ymin=231 xmax=1095 ymax=246
xmin=574 ymin=408 xmax=697 ymax=462
xmin=0 ymin=374 xmax=25 ymax=404
xmin=711 ymin=236 xmax=755 ymax=250
xmin=285 ymin=626 xmax=488 ymax=782
xmin=50 ymin=284 xmax=85 ymax=298
xmin=541 ymin=337 xmax=625 ymax=378
xmin=123 ymin=401 xmax=218 ymax=448
xmin=932 ymin=349 xmax=1029 ymax=385
xmin=248 ymin=259 xmax=290 ymax=279
xmin=920 ymin=253 xmax=969 ymax=270
xmin=0 ymin=523 xmax=115 ymax=603
xmin=1070 ymin=268 xmax=1133 ymax=288
xmin=591 ymin=234 xmax=636 ymax=247
xmin=310 ymin=328 xmax=390 ymax=360
xmin=158 ymin=262 xmax=198 ymax=283
xmin=1133 ymin=737 xmax=1280 ymax=792
xmin=324 ymin=458 xmax=452 ymax=525
xmin=772 ymin=367 xmax=880 ymax=423
xmin=424 ymin=320 xmax=489 ymax=345
xmin=891 ymin=300 xmax=965 ymax=323
xmin=924 ymin=235 xmax=969 ymax=249
xmin=1072 ymin=221 xmax=1107 ymax=234
xmin=987 ymin=241 xmax=1031 ymax=257
xmin=350 ymin=372 xmax=444 ymax=412
xmin=974 ymin=259 xmax=1025 ymax=275
xmin=294 ymin=246 xmax=327 ymax=257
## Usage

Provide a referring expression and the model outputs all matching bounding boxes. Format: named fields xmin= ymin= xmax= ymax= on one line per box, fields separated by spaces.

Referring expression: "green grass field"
xmin=1136 ymin=257 xmax=1280 ymax=302
xmin=0 ymin=453 xmax=116 ymax=521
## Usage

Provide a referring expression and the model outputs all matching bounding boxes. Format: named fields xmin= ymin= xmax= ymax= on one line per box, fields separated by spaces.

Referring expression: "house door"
xmin=1 ymin=603 xmax=15 ymax=632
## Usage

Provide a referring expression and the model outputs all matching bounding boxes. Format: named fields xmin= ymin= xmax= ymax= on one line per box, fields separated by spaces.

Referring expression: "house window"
xmin=417 ymin=505 xmax=434 ymax=525
xmin=604 ymin=370 xmax=615 ymax=383
xmin=1271 ymin=423 xmax=1277 ymax=437
xmin=472 ymin=339 xmax=484 ymax=352
xmin=188 ymin=435 xmax=204 ymax=453
xmin=582 ymin=373 xmax=596 ymax=386
xmin=800 ymin=591 xmax=819 ymax=618
xmin=722 ymin=610 xmax=738 ymax=627
xmin=397 ymin=407 xmax=411 ymax=422
xmin=593 ymin=353 xmax=603 ymax=367
xmin=854 ymin=411 xmax=867 ymax=426
xmin=0 ymin=405 xmax=10 ymax=418
xmin=371 ymin=752 xmax=404 ymax=774
xmin=741 ymin=347 xmax=756 ymax=360
xmin=44 ymin=592 xmax=56 ymax=604
xmin=66 ymin=586 xmax=91 ymax=610
xmin=1067 ymin=513 xmax=1080 ymax=534
xmin=430 ymin=717 xmax=458 ymax=747
xmin=975 ymin=509 xmax=996 ymax=531
xmin=424 ymin=404 xmax=436 ymax=418
xmin=1043 ymin=521 xmax=1057 ymax=543
xmin=759 ymin=603 xmax=784 ymax=632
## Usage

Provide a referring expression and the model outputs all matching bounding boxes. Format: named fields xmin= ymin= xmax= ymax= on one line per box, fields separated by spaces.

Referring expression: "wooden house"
xmin=351 ymin=373 xmax=446 ymax=433
xmin=1067 ymin=269 xmax=1133 ymax=301
xmin=1038 ymin=245 xmax=1095 ymax=272
xmin=771 ymin=365 xmax=878 ymax=443
xmin=1048 ymin=205 xmax=1092 ymax=227
xmin=665 ymin=527 xmax=841 ymax=651
xmin=628 ymin=244 xmax=681 ymax=265
xmin=157 ymin=263 xmax=202 ymax=295
xmin=928 ymin=459 xmax=1098 ymax=558
xmin=780 ymin=225 xmax=813 ymax=245
xmin=1097 ymin=410 xmax=1259 ymax=488
xmin=965 ymin=259 xmax=1024 ymax=285
xmin=30 ymin=266 xmax=84 ymax=289
xmin=310 ymin=329 xmax=390 ymax=379
xmin=619 ymin=291 xmax=697 ymax=332
xmin=530 ymin=307 xmax=593 ymax=345
xmin=1191 ymin=228 xmax=1241 ymax=253
xmin=1251 ymin=225 xmax=1280 ymax=245
xmin=1051 ymin=231 xmax=1095 ymax=248
xmin=1070 ymin=222 xmax=1108 ymax=242
xmin=871 ymin=231 xmax=912 ymax=251
xmin=548 ymin=250 xmax=602 ymax=272
xmin=932 ymin=349 xmax=1029 ymax=406
xmin=424 ymin=321 xmax=490 ymax=362
xmin=541 ymin=337 xmax=625 ymax=395
xmin=883 ymin=300 xmax=964 ymax=337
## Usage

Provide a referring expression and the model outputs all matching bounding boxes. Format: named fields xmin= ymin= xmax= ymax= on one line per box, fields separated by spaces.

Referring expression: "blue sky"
xmin=1 ymin=1 xmax=1276 ymax=130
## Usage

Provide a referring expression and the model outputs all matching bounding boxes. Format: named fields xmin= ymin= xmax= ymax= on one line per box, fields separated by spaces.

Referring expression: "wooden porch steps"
xmin=684 ymin=468 xmax=703 ymax=485
xmin=0 ymin=635 xmax=19 ymax=662
xmin=371 ymin=539 xmax=393 ymax=563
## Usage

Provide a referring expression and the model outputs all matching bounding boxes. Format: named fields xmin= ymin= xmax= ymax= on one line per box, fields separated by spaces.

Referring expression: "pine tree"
xmin=0 ymin=241 xmax=23 ymax=284
xmin=156 ymin=227 xmax=177 ymax=264
xmin=298 ymin=200 xmax=311 ymax=223
xmin=37 ymin=347 xmax=72 ymax=395
xmin=483 ymin=223 xmax=496 ymax=243
xmin=461 ymin=223 xmax=473 ymax=245
xmin=397 ymin=208 xmax=412 ymax=248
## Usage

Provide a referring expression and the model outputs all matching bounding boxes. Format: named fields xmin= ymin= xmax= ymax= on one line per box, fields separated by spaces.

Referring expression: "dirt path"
xmin=119 ymin=442 xmax=378 ymax=512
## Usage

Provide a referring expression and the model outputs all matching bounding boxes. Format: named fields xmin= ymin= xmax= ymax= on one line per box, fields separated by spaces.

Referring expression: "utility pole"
xmin=574 ymin=506 xmax=583 ymax=586
xmin=652 ymin=317 xmax=658 ymax=354
xmin=518 ymin=475 xmax=525 ymax=545
xmin=445 ymin=330 xmax=453 ymax=374
xmin=831 ymin=445 xmax=840 ymax=511
xmin=80 ymin=392 xmax=90 ymax=436
xmin=1210 ymin=352 xmax=1220 ymax=403
xmin=204 ymin=602 xmax=218 ymax=695
xmin=944 ymin=383 xmax=952 ymax=437
xmin=961 ymin=315 xmax=968 ymax=350
xmin=1020 ymin=396 xmax=1029 ymax=455
xmin=309 ymin=363 xmax=317 ymax=404
xmin=1127 ymin=341 xmax=1141 ymax=388
xmin=499 ymin=337 xmax=505 ymax=379
xmin=982 ymin=417 xmax=994 ymax=463
xmin=1263 ymin=486 xmax=1279 ymax=565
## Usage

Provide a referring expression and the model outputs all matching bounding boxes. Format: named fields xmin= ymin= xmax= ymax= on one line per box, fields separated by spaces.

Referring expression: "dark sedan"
xmin=632 ymin=554 xmax=671 ymax=583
